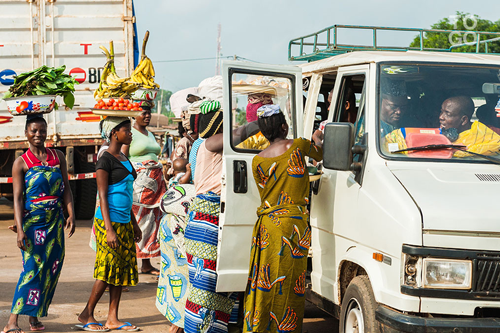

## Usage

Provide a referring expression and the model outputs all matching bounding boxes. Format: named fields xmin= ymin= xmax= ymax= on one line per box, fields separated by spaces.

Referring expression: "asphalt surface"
xmin=0 ymin=198 xmax=338 ymax=332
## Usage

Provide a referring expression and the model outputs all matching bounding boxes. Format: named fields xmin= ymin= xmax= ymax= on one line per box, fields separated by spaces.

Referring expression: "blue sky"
xmin=134 ymin=0 xmax=500 ymax=93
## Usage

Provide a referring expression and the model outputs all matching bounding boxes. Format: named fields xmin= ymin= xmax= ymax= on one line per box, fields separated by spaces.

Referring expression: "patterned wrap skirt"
xmin=11 ymin=165 xmax=66 ymax=317
xmin=243 ymin=205 xmax=310 ymax=333
xmin=93 ymin=217 xmax=138 ymax=286
xmin=132 ymin=160 xmax=167 ymax=259
xmin=184 ymin=193 xmax=238 ymax=333
xmin=156 ymin=213 xmax=190 ymax=328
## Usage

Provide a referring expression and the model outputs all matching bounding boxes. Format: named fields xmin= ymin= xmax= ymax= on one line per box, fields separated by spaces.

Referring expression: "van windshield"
xmin=378 ymin=63 xmax=500 ymax=161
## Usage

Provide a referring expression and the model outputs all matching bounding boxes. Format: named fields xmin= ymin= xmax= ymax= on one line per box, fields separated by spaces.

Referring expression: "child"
xmin=168 ymin=158 xmax=191 ymax=188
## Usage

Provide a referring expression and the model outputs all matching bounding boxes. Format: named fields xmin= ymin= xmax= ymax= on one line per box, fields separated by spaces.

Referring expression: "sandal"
xmin=29 ymin=321 xmax=44 ymax=331
xmin=2 ymin=329 xmax=25 ymax=333
xmin=75 ymin=323 xmax=110 ymax=332
xmin=114 ymin=322 xmax=140 ymax=331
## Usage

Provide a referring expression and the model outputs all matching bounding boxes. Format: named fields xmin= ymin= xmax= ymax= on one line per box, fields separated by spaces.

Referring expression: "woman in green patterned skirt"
xmin=243 ymin=105 xmax=323 ymax=333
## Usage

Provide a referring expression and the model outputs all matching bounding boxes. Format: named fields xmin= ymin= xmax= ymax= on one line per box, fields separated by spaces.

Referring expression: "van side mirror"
xmin=323 ymin=122 xmax=354 ymax=171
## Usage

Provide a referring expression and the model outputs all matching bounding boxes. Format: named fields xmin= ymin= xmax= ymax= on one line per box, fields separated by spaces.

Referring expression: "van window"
xmin=230 ymin=72 xmax=295 ymax=152
xmin=334 ymin=74 xmax=366 ymax=125
xmin=313 ymin=74 xmax=336 ymax=131
xmin=378 ymin=63 xmax=500 ymax=161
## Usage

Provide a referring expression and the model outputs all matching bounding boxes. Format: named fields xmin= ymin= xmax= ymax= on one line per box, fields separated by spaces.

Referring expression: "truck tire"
xmin=339 ymin=275 xmax=379 ymax=333
xmin=74 ymin=161 xmax=97 ymax=220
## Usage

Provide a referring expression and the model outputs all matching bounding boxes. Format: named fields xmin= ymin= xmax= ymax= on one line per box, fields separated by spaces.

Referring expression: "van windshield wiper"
xmin=392 ymin=144 xmax=500 ymax=165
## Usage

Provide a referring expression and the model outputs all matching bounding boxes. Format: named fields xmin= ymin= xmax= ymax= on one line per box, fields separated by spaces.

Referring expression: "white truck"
xmin=0 ymin=0 xmax=138 ymax=219
xmin=216 ymin=25 xmax=500 ymax=332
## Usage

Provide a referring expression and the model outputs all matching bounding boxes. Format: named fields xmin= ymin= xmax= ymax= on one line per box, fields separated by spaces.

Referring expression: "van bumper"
xmin=376 ymin=305 xmax=500 ymax=333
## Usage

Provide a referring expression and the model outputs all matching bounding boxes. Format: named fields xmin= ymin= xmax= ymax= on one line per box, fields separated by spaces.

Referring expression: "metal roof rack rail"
xmin=288 ymin=24 xmax=500 ymax=62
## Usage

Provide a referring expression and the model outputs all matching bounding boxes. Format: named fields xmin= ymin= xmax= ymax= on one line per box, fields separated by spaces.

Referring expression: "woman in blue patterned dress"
xmin=2 ymin=115 xmax=75 ymax=333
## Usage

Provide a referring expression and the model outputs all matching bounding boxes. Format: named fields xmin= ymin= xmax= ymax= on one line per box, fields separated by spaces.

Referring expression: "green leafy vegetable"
xmin=4 ymin=65 xmax=78 ymax=109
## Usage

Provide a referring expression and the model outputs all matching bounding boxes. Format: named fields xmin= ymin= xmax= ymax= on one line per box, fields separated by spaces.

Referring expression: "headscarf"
xmin=246 ymin=93 xmax=273 ymax=122
xmin=99 ymin=116 xmax=130 ymax=142
xmin=198 ymin=111 xmax=223 ymax=139
xmin=257 ymin=104 xmax=281 ymax=118
xmin=199 ymin=100 xmax=221 ymax=114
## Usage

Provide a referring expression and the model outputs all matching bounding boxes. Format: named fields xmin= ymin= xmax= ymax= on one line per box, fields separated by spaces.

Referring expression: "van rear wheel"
xmin=340 ymin=275 xmax=379 ymax=333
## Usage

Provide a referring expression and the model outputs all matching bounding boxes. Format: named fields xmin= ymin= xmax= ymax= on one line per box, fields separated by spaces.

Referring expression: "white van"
xmin=215 ymin=46 xmax=500 ymax=332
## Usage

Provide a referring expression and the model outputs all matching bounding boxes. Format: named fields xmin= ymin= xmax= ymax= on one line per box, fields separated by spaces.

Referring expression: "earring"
xmin=115 ymin=135 xmax=118 ymax=140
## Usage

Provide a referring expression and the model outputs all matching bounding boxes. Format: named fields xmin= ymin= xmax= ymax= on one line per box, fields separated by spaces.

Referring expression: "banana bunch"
xmin=130 ymin=56 xmax=159 ymax=89
xmin=94 ymin=44 xmax=139 ymax=99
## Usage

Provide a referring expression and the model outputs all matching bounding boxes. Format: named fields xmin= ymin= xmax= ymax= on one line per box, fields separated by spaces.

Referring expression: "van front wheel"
xmin=339 ymin=275 xmax=379 ymax=333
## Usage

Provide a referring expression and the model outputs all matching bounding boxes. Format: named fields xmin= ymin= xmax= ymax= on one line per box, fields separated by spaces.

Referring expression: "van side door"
xmin=309 ymin=65 xmax=369 ymax=303
xmin=217 ymin=60 xmax=303 ymax=292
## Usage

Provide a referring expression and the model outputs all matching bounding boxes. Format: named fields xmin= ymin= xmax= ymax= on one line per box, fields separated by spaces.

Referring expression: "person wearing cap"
xmin=78 ymin=117 xmax=142 ymax=332
xmin=243 ymin=105 xmax=323 ymax=333
xmin=183 ymin=100 xmax=239 ymax=333
xmin=3 ymin=115 xmax=75 ymax=333
xmin=122 ymin=107 xmax=165 ymax=276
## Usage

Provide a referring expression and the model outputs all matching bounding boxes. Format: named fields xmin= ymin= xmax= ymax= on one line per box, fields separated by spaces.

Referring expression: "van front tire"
xmin=340 ymin=275 xmax=379 ymax=333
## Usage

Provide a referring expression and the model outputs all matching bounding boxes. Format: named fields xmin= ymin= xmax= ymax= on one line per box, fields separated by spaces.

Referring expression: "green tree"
xmin=410 ymin=12 xmax=500 ymax=53
xmin=151 ymin=89 xmax=173 ymax=115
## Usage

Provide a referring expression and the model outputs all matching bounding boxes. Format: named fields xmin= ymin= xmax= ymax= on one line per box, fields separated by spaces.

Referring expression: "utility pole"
xmin=216 ymin=23 xmax=222 ymax=75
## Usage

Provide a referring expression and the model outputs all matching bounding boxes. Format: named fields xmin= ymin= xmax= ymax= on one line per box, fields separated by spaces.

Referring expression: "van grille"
xmin=475 ymin=174 xmax=500 ymax=182
xmin=474 ymin=260 xmax=500 ymax=295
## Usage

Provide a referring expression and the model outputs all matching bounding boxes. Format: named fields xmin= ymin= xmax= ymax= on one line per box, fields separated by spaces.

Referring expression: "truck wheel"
xmin=74 ymin=161 xmax=97 ymax=220
xmin=340 ymin=275 xmax=379 ymax=333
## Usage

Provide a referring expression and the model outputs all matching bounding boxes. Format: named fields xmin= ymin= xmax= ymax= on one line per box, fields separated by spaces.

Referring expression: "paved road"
xmin=0 ymin=199 xmax=338 ymax=332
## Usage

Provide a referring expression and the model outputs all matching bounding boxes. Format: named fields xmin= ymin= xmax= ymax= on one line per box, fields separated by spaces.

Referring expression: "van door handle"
xmin=233 ymin=160 xmax=248 ymax=193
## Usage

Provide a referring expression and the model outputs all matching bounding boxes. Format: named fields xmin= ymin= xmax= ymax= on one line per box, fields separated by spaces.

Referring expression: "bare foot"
xmin=78 ymin=313 xmax=108 ymax=331
xmin=105 ymin=320 xmax=139 ymax=331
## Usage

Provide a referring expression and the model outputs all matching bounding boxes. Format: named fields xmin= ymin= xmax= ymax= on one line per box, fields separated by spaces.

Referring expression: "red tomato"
xmin=118 ymin=103 xmax=124 ymax=108
xmin=106 ymin=101 xmax=113 ymax=107
xmin=109 ymin=98 xmax=115 ymax=104
xmin=113 ymin=107 xmax=119 ymax=110
xmin=118 ymin=98 xmax=124 ymax=103
xmin=98 ymin=99 xmax=104 ymax=104
xmin=123 ymin=100 xmax=129 ymax=106
xmin=132 ymin=102 xmax=139 ymax=108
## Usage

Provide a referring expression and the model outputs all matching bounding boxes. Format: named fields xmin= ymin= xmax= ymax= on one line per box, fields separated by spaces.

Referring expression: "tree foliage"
xmin=410 ymin=12 xmax=500 ymax=53
xmin=151 ymin=89 xmax=173 ymax=115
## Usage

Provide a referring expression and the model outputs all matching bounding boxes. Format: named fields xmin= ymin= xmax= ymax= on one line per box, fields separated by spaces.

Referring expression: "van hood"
xmin=389 ymin=167 xmax=500 ymax=233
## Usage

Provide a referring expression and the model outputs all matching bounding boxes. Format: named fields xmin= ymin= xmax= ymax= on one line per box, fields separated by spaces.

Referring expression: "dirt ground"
xmin=0 ymin=198 xmax=337 ymax=333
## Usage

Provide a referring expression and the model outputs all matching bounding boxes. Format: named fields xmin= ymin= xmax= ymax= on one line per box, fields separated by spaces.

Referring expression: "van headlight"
xmin=422 ymin=258 xmax=472 ymax=289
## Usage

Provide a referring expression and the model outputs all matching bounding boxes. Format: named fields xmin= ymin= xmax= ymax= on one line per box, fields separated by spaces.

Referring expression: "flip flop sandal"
xmin=2 ymin=329 xmax=25 ymax=333
xmin=114 ymin=322 xmax=140 ymax=331
xmin=75 ymin=323 xmax=110 ymax=332
xmin=29 ymin=321 xmax=45 ymax=331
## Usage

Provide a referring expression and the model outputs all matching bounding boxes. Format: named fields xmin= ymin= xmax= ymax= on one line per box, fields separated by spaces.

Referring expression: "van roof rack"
xmin=288 ymin=24 xmax=500 ymax=62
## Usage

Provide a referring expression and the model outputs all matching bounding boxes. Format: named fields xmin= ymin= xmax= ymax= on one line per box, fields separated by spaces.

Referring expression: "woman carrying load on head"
xmin=183 ymin=100 xmax=239 ymax=333
xmin=3 ymin=115 xmax=75 ymax=333
xmin=243 ymin=105 xmax=323 ymax=333
xmin=122 ymin=106 xmax=166 ymax=275
xmin=78 ymin=117 xmax=142 ymax=332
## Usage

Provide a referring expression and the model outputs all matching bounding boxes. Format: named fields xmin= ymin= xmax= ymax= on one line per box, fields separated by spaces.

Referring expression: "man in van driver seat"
xmin=384 ymin=95 xmax=500 ymax=157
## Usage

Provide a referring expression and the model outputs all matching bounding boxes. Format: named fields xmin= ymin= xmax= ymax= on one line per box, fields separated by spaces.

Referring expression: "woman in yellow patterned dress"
xmin=243 ymin=105 xmax=323 ymax=333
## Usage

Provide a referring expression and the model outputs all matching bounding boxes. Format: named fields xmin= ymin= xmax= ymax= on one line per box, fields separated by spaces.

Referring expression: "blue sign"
xmin=0 ymin=69 xmax=16 ymax=86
